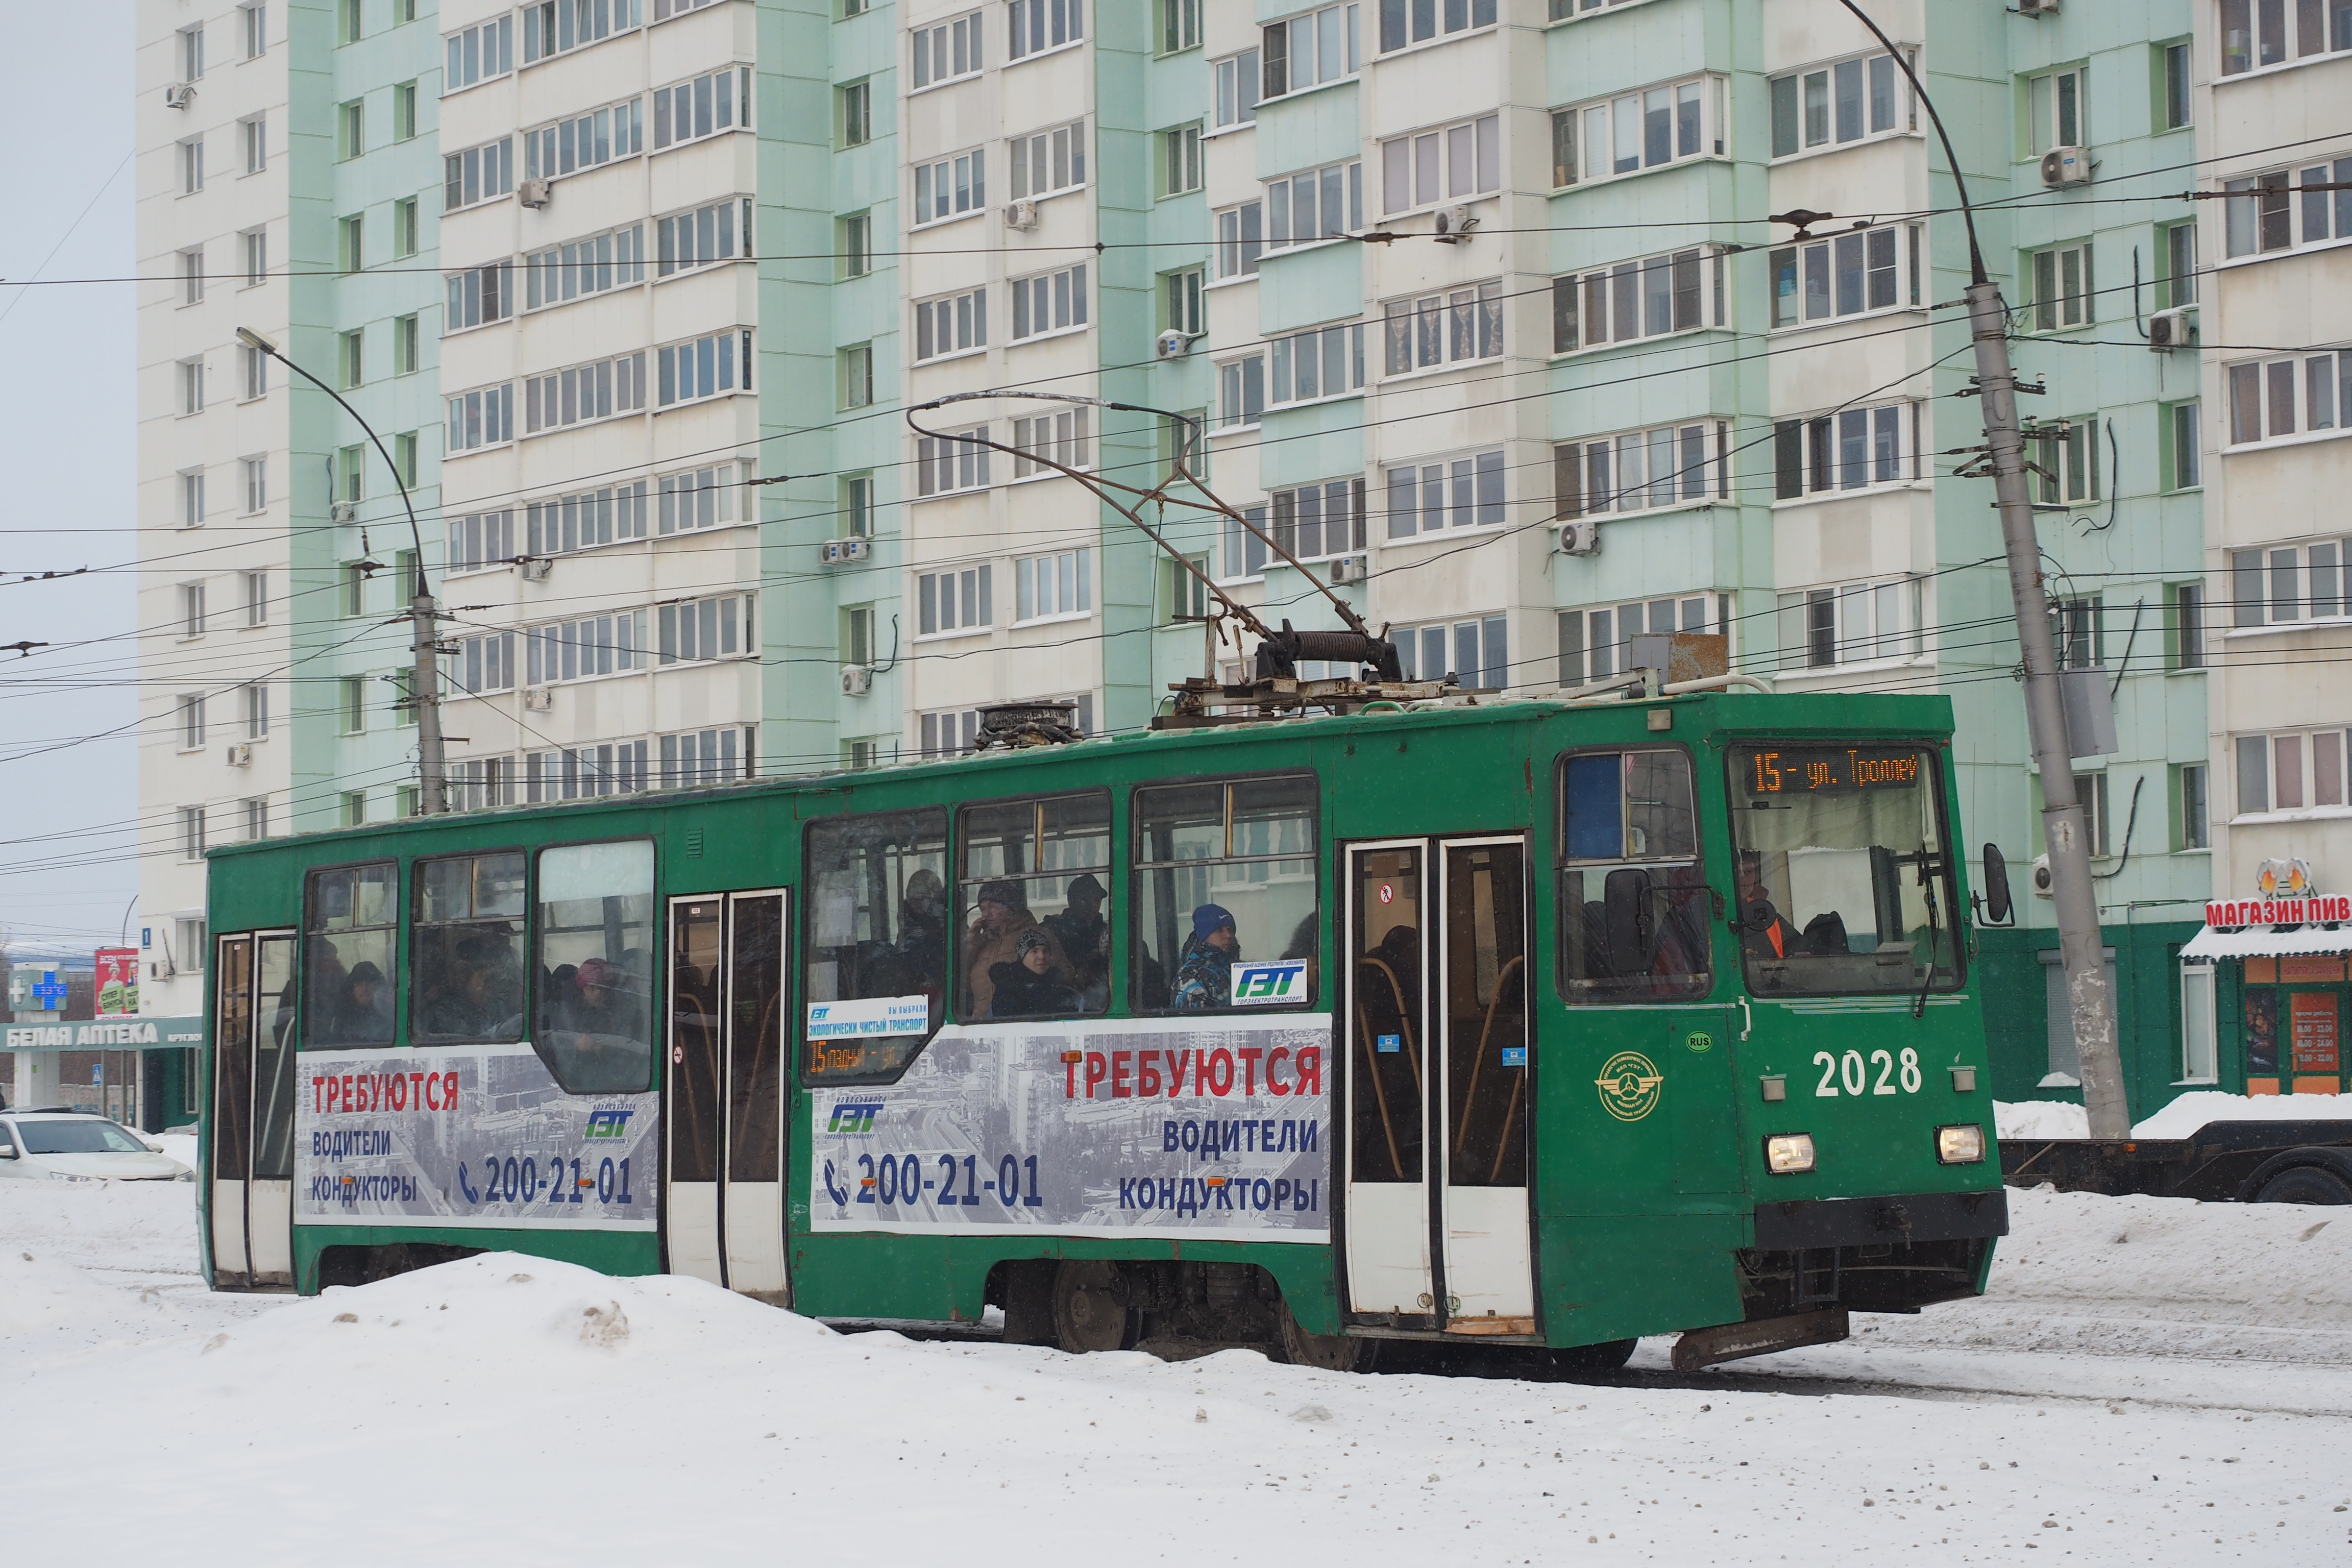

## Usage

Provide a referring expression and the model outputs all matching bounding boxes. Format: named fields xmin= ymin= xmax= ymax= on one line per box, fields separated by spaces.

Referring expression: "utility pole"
xmin=1830 ymin=4 xmax=2127 ymax=1137
xmin=236 ymin=328 xmax=447 ymax=816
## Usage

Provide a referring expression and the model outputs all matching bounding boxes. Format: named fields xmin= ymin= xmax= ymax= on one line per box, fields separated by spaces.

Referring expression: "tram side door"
xmin=208 ymin=930 xmax=297 ymax=1289
xmin=1342 ymin=839 xmax=1536 ymax=1333
xmin=664 ymin=890 xmax=790 ymax=1301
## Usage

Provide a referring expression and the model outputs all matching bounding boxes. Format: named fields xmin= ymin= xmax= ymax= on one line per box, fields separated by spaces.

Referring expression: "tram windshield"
xmin=1727 ymin=744 xmax=1963 ymax=996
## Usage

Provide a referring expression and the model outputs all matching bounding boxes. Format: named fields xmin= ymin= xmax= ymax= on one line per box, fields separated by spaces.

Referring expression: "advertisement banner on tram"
xmin=293 ymin=1043 xmax=660 ymax=1231
xmin=809 ymin=1015 xmax=1332 ymax=1242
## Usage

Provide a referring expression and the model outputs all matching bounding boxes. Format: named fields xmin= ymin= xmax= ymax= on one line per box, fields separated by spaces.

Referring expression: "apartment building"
xmin=2176 ymin=0 xmax=2352 ymax=1096
xmin=138 ymin=0 xmax=2248 ymax=1108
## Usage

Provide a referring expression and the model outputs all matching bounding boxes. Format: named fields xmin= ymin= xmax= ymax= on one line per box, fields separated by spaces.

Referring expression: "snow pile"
xmin=2133 ymin=1089 xmax=2352 ymax=1139
xmin=1995 ymin=1098 xmax=2089 ymax=1139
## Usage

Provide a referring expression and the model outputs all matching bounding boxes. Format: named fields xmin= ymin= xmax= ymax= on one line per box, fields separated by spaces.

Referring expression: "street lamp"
xmin=236 ymin=327 xmax=447 ymax=816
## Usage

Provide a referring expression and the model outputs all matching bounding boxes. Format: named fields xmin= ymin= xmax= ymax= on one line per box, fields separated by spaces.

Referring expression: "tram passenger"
xmin=1734 ymin=851 xmax=1805 ymax=961
xmin=1043 ymin=873 xmax=1110 ymax=1006
xmin=332 ymin=961 xmax=393 ymax=1043
xmin=988 ymin=928 xmax=1083 ymax=1018
xmin=894 ymin=868 xmax=950 ymax=1011
xmin=1169 ymin=904 xmax=1239 ymax=1010
xmin=1281 ymin=911 xmax=1320 ymax=995
xmin=965 ymin=880 xmax=1070 ymax=1016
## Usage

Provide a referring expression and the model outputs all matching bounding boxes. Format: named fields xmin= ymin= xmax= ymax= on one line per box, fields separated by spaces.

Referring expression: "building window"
xmin=1265 ymin=159 xmax=1362 ymax=248
xmin=338 ymin=99 xmax=363 ymax=160
xmin=2162 ymin=220 xmax=2197 ymax=307
xmin=2218 ymin=0 xmax=2352 ymax=75
xmin=657 ymin=595 xmax=752 ymax=664
xmin=1162 ymin=124 xmax=1202 ymax=196
xmin=1011 ymin=262 xmax=1089 ymax=340
xmin=843 ymin=474 xmax=875 ymax=536
xmin=241 ymin=116 xmax=266 ymax=175
xmin=444 ymin=138 xmax=513 ymax=211
xmin=2075 ymin=772 xmax=2112 ymax=857
xmin=1217 ymin=354 xmax=1265 ymax=428
xmin=529 ymin=223 xmax=647 ymax=306
xmin=1379 ymin=113 xmax=1497 ymax=214
xmin=2179 ymin=961 xmax=2216 ymax=1083
xmin=338 ymin=0 xmax=362 ymax=43
xmin=524 ymin=743 xmax=649 ymax=802
xmin=447 ymin=760 xmax=516 ymax=814
xmin=180 ymin=469 xmax=207 ymax=530
xmin=179 ymin=22 xmax=205 ymax=79
xmin=2177 ymin=763 xmax=2211 ymax=851
xmin=443 ymin=15 xmax=513 ymax=91
xmin=921 ymin=708 xmax=982 ymax=756
xmin=178 ymin=248 xmax=205 ymax=306
xmin=1554 ymin=247 xmax=1724 ymax=351
xmin=340 ymin=674 xmax=369 ymax=734
xmin=2230 ymin=535 xmax=2352 ymax=625
xmin=238 ymin=342 xmax=266 ymax=401
xmin=656 ymin=200 xmax=746 ymax=277
xmin=2224 ymin=157 xmax=2352 ymax=258
xmin=1015 ymin=548 xmax=1092 ymax=622
xmin=1770 ymin=224 xmax=1916 ymax=327
xmin=1161 ymin=0 xmax=1201 ymax=54
xmin=1384 ymin=448 xmax=1505 ymax=537
xmin=1011 ymin=406 xmax=1092 ymax=474
xmin=1776 ymin=578 xmax=1921 ymax=670
xmin=1011 ymin=121 xmax=1088 ymax=201
xmin=2225 ymin=350 xmax=2352 ymax=447
xmin=395 ymin=82 xmax=418 ymax=142
xmin=2161 ymin=40 xmax=2193 ymax=129
xmin=1010 ymin=0 xmax=1083 ymax=60
xmin=181 ymin=806 xmax=208 ymax=860
xmin=2024 ymin=65 xmax=2087 ymax=155
xmin=446 ymin=384 xmax=517 ymax=452
xmin=917 ymin=429 xmax=992 ymax=497
xmin=526 ymin=0 xmax=643 ymax=62
xmin=917 ymin=565 xmax=994 ymax=634
xmin=239 ymin=682 xmax=268 ymax=743
xmin=1770 ymin=51 xmax=1912 ymax=159
xmin=451 ymin=630 xmax=521 ymax=695
xmin=525 ymin=615 xmax=642 ymax=685
xmin=1551 ymin=75 xmax=1724 ymax=185
xmin=2169 ymin=581 xmax=2207 ymax=668
xmin=180 ymin=582 xmax=207 ymax=641
xmin=522 ymin=351 xmax=648 ymax=431
xmin=340 ymin=791 xmax=368 ymax=827
xmin=525 ymin=481 xmax=651 ymax=557
xmin=527 ymin=97 xmax=645 ymax=180
xmin=1271 ymin=320 xmax=1366 ymax=403
xmin=241 ymin=457 xmax=267 ymax=514
xmin=838 ymin=342 xmax=875 ymax=410
xmin=394 ymin=198 xmax=419 ymax=258
xmin=840 ymin=80 xmax=872 ymax=146
xmin=2046 ymin=595 xmax=2102 ymax=671
xmin=444 ymin=263 xmax=512 ymax=333
xmin=339 ymin=215 xmax=365 ymax=274
xmin=1393 ymin=616 xmax=1509 ymax=688
xmin=914 ymin=287 xmax=989 ymax=360
xmin=243 ymin=796 xmax=270 ymax=841
xmin=1215 ymin=50 xmax=1260 ymax=128
xmin=1557 ymin=594 xmax=1730 ymax=684
xmin=2164 ymin=401 xmax=2201 ymax=490
xmin=914 ymin=148 xmax=988 ymax=224
xmin=1265 ymin=4 xmax=1360 ymax=95
xmin=1215 ymin=201 xmax=1263 ymax=277
xmin=447 ymin=508 xmax=517 ymax=573
xmin=1266 ymin=477 xmax=1365 ymax=562
xmin=1773 ymin=403 xmax=1918 ymax=497
xmin=841 ymin=213 xmax=873 ymax=278
xmin=1559 ymin=421 xmax=1731 ymax=516
xmin=242 ymin=4 xmax=267 ymax=58
xmin=657 ymin=466 xmax=734 ymax=535
xmin=338 ymin=328 xmax=364 ymax=388
xmin=178 ymin=358 xmax=206 ymax=414
xmin=242 ymin=228 xmax=267 ymax=287
xmin=180 ymin=137 xmax=205 ymax=194
xmin=2029 ymin=242 xmax=2094 ymax=330
xmin=912 ymin=11 xmax=985 ymax=88
xmin=2234 ymin=728 xmax=2350 ymax=816
xmin=1377 ymin=0 xmax=1493 ymax=52
xmin=660 ymin=728 xmax=755 ymax=790
xmin=656 ymin=333 xmax=748 ymax=407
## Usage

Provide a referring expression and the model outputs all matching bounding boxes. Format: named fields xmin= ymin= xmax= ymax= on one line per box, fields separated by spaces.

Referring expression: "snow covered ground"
xmin=1995 ymin=1089 xmax=2352 ymax=1142
xmin=4 ymin=1181 xmax=2349 ymax=1565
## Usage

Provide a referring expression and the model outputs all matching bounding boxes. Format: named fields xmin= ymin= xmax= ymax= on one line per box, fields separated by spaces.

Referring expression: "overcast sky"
xmin=0 ymin=2 xmax=139 ymax=961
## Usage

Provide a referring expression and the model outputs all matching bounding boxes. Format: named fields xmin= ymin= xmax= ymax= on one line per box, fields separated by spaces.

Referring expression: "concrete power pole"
xmin=1832 ymin=4 xmax=2128 ymax=1137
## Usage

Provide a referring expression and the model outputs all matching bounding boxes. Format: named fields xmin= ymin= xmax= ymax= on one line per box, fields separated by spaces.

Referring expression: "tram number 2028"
xmin=1814 ymin=1047 xmax=1923 ymax=1098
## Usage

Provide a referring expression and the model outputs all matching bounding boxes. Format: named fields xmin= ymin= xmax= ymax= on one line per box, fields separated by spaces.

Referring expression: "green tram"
xmin=199 ymin=689 xmax=2007 ymax=1370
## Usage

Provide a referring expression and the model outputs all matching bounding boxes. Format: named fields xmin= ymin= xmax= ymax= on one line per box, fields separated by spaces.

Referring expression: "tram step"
xmin=1670 ymin=1308 xmax=1851 ymax=1373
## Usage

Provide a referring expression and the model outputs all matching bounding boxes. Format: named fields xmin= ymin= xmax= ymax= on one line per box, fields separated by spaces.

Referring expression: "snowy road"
xmin=2 ymin=1179 xmax=2347 ymax=1565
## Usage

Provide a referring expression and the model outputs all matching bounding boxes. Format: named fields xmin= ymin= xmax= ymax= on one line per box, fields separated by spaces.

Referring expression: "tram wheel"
xmin=1547 ymin=1338 xmax=1637 ymax=1378
xmin=1051 ymin=1260 xmax=1134 ymax=1353
xmin=1278 ymin=1303 xmax=1377 ymax=1373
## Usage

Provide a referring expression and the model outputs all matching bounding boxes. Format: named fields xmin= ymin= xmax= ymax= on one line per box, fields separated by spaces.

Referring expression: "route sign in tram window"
xmin=304 ymin=862 xmax=397 ymax=1048
xmin=1131 ymin=774 xmax=1318 ymax=1015
xmin=1555 ymin=749 xmax=1711 ymax=1003
xmin=1728 ymin=744 xmax=1963 ymax=997
xmin=533 ymin=840 xmax=656 ymax=1092
xmin=955 ymin=792 xmax=1111 ymax=1021
xmin=411 ymin=851 xmax=527 ymax=1044
xmin=803 ymin=808 xmax=949 ymax=1084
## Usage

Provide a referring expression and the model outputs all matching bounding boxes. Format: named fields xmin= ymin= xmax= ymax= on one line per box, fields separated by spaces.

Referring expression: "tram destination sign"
xmin=810 ymin=1015 xmax=1332 ymax=1243
xmin=293 ymin=1042 xmax=659 ymax=1231
xmin=1745 ymin=747 xmax=1925 ymax=795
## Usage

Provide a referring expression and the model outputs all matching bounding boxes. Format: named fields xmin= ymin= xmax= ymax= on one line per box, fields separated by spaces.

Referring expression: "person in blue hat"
xmin=1169 ymin=903 xmax=1239 ymax=1010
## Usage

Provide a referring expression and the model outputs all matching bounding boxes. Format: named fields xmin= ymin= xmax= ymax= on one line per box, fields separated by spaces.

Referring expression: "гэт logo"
xmin=1594 ymin=1051 xmax=1664 ymax=1122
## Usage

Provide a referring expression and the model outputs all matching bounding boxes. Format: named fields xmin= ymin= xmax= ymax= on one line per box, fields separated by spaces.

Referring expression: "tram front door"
xmin=664 ymin=890 xmax=790 ymax=1301
xmin=1342 ymin=838 xmax=1536 ymax=1334
xmin=209 ymin=930 xmax=297 ymax=1289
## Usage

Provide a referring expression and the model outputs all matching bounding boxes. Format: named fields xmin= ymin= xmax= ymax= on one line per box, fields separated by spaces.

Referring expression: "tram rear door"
xmin=664 ymin=890 xmax=790 ymax=1301
xmin=1341 ymin=838 xmax=1536 ymax=1334
xmin=209 ymin=930 xmax=297 ymax=1289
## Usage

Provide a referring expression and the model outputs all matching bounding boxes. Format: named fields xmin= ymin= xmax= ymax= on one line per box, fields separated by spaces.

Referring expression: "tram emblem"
xmin=1594 ymin=1051 xmax=1664 ymax=1122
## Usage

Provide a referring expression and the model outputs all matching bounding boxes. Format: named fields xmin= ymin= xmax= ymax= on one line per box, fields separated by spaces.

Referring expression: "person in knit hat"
xmin=1169 ymin=903 xmax=1239 ymax=1010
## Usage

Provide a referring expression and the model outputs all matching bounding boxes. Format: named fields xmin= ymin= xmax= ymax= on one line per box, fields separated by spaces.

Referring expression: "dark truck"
xmin=2002 ymin=1121 xmax=2352 ymax=1203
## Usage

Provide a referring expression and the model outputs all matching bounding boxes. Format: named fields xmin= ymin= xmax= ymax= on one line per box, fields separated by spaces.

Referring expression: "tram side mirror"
xmin=1604 ymin=868 xmax=1660 ymax=973
xmin=1980 ymin=844 xmax=2013 ymax=926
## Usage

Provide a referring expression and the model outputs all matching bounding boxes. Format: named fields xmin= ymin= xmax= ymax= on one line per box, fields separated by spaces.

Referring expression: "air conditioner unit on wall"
xmin=1327 ymin=556 xmax=1368 ymax=585
xmin=2018 ymin=0 xmax=2059 ymax=14
xmin=330 ymin=501 xmax=357 ymax=524
xmin=2040 ymin=146 xmax=2090 ymax=187
xmin=821 ymin=537 xmax=870 ymax=565
xmin=2148 ymin=307 xmax=2197 ymax=351
xmin=519 ymin=178 xmax=552 ymax=209
xmin=1004 ymin=200 xmax=1040 ymax=230
xmin=841 ymin=664 xmax=873 ymax=697
xmin=521 ymin=557 xmax=552 ymax=581
xmin=522 ymin=687 xmax=553 ymax=710
xmin=1433 ymin=205 xmax=1479 ymax=243
xmin=164 ymin=83 xmax=195 ymax=108
xmin=1156 ymin=330 xmax=1196 ymax=361
xmin=1558 ymin=518 xmax=1600 ymax=556
xmin=225 ymin=743 xmax=253 ymax=768
xmin=2032 ymin=854 xmax=2055 ymax=897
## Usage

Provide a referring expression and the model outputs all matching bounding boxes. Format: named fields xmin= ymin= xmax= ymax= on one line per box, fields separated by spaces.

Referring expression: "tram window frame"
xmin=954 ymin=790 xmax=1113 ymax=1023
xmin=1130 ymin=771 xmax=1320 ymax=1015
xmin=409 ymin=849 xmax=529 ymax=1045
xmin=532 ymin=837 xmax=658 ymax=1093
xmin=1553 ymin=746 xmax=1716 ymax=1004
xmin=802 ymin=806 xmax=951 ymax=1084
xmin=301 ymin=859 xmax=400 ymax=1049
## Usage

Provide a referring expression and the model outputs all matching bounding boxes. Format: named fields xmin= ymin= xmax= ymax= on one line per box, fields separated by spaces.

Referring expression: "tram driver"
xmin=1734 ymin=851 xmax=1805 ymax=961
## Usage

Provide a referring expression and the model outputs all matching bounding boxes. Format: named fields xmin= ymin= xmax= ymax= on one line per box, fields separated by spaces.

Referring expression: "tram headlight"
xmin=1763 ymin=1133 xmax=1817 ymax=1174
xmin=1935 ymin=1124 xmax=1987 ymax=1165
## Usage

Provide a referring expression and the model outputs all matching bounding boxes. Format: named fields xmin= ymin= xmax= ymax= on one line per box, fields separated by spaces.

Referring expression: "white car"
xmin=0 ymin=1109 xmax=193 ymax=1183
